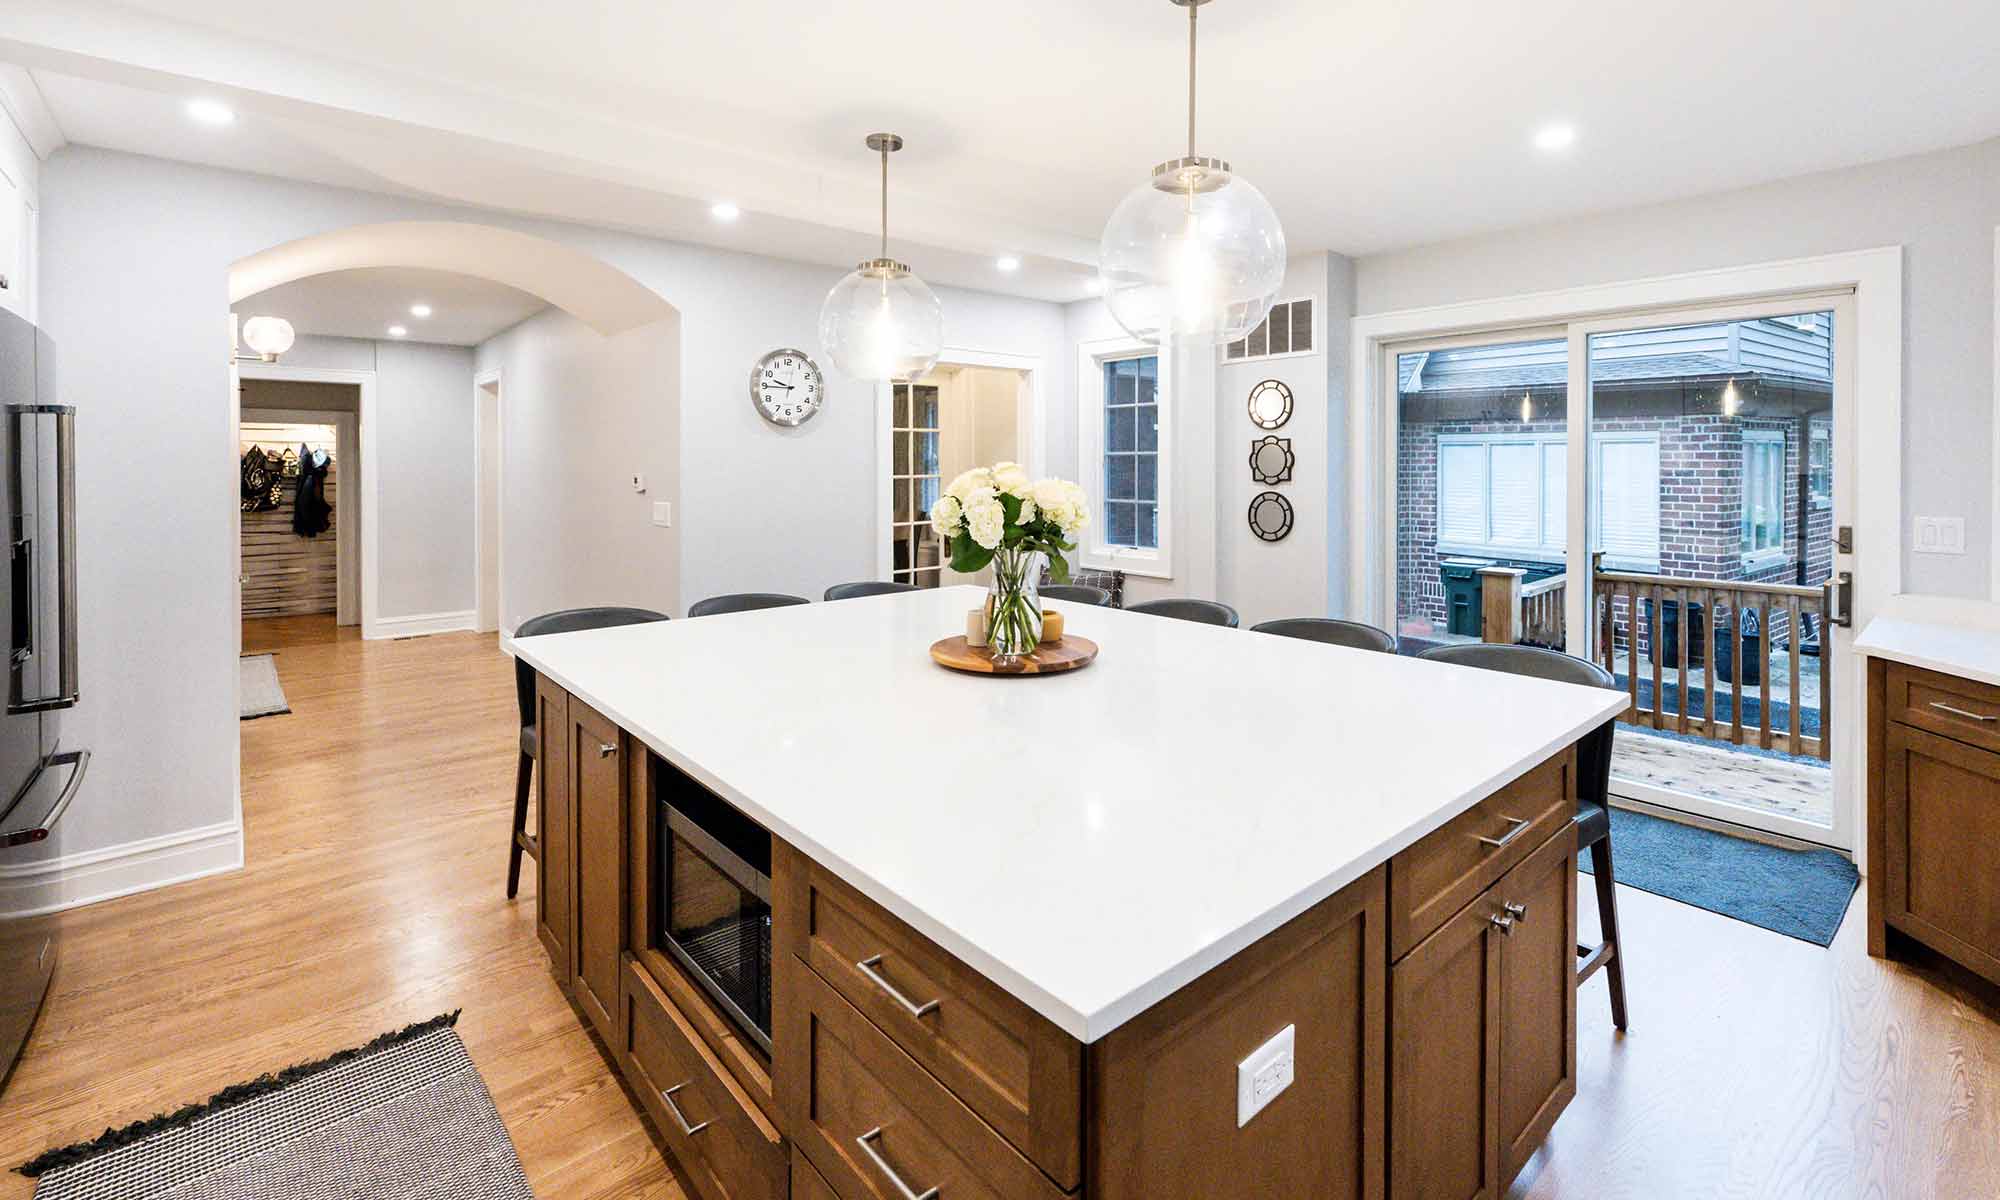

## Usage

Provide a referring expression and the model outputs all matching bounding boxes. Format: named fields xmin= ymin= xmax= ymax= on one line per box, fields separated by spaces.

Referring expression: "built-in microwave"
xmin=653 ymin=762 xmax=772 ymax=1055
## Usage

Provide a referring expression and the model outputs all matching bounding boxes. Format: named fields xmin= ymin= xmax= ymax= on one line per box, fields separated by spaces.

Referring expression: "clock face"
xmin=751 ymin=348 xmax=824 ymax=427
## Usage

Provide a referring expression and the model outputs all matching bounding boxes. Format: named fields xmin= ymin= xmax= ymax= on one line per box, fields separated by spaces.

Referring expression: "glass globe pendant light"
xmin=1099 ymin=0 xmax=1286 ymax=345
xmin=818 ymin=133 xmax=944 ymax=382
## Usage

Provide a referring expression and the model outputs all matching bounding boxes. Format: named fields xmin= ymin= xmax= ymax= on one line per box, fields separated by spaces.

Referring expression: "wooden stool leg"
xmin=1589 ymin=837 xmax=1629 ymax=1030
xmin=507 ymin=751 xmax=533 ymax=899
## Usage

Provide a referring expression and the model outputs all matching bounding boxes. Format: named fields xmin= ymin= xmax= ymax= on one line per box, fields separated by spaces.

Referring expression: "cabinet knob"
xmin=1489 ymin=913 xmax=1517 ymax=936
xmin=1502 ymin=901 xmax=1529 ymax=923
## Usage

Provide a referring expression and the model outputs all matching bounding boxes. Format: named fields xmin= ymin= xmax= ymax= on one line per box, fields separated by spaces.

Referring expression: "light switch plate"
xmin=651 ymin=501 xmax=672 ymax=528
xmin=1237 ymin=1024 xmax=1295 ymax=1128
xmin=1913 ymin=515 xmax=1965 ymax=555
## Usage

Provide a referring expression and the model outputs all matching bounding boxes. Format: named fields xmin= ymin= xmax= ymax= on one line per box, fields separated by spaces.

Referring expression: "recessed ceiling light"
xmin=387 ymin=325 xmax=408 ymax=338
xmin=409 ymin=303 xmax=432 ymax=318
xmin=996 ymin=255 xmax=1022 ymax=273
xmin=1533 ymin=124 xmax=1577 ymax=152
xmin=187 ymin=98 xmax=236 ymax=127
xmin=711 ymin=201 xmax=741 ymax=222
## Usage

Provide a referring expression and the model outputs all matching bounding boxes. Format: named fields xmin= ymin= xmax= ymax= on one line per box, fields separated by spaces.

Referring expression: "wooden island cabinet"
xmin=528 ymin=668 xmax=1586 ymax=1200
xmin=512 ymin=590 xmax=1623 ymax=1200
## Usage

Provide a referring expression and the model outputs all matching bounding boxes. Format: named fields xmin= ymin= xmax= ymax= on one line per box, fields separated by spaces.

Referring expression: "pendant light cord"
xmin=1186 ymin=0 xmax=1198 ymax=158
xmin=879 ymin=144 xmax=889 ymax=259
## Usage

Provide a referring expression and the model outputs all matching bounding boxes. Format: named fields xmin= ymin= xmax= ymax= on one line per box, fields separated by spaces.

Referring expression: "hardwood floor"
xmin=2 ymin=617 xmax=1996 ymax=1198
xmin=0 ymin=617 xmax=682 ymax=1199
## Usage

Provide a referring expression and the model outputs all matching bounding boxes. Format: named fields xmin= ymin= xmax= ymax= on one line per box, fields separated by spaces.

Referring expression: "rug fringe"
xmin=16 ymin=1010 xmax=462 ymax=1178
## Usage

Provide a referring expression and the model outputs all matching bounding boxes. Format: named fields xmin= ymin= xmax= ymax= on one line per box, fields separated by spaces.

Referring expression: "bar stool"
xmin=824 ymin=581 xmax=920 ymax=601
xmin=1040 ymin=584 xmax=1113 ymax=606
xmin=1126 ymin=597 xmax=1240 ymax=628
xmin=1416 ymin=642 xmax=1628 ymax=1029
xmin=1249 ymin=617 xmax=1397 ymax=653
xmin=507 ymin=606 xmax=669 ymax=898
xmin=687 ymin=592 xmax=811 ymax=617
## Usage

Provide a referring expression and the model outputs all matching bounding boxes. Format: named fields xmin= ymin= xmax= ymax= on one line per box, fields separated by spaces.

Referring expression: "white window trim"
xmin=1741 ymin=428 xmax=1788 ymax=569
xmin=1077 ymin=334 xmax=1173 ymax=578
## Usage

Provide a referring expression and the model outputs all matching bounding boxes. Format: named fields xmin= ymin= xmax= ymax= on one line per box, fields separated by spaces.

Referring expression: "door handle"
xmin=597 ymin=741 xmax=617 ymax=758
xmin=1822 ymin=571 xmax=1853 ymax=629
xmin=660 ymin=1084 xmax=709 ymax=1136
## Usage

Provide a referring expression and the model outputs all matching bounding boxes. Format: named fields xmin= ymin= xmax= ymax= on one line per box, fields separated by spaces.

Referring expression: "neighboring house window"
xmin=1742 ymin=430 xmax=1787 ymax=565
xmin=1435 ymin=431 xmax=1659 ymax=570
xmin=1808 ymin=425 xmax=1832 ymax=510
xmin=1077 ymin=337 xmax=1172 ymax=577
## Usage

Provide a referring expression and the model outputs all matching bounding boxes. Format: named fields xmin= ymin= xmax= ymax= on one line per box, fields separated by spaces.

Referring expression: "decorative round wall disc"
xmin=1248 ymin=491 xmax=1294 ymax=542
xmin=1249 ymin=435 xmax=1294 ymax=484
xmin=1248 ymin=379 xmax=1293 ymax=430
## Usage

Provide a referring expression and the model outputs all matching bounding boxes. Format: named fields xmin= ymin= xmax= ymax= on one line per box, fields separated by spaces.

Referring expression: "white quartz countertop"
xmin=1856 ymin=616 xmax=2000 ymax=689
xmin=512 ymin=586 xmax=1628 ymax=1043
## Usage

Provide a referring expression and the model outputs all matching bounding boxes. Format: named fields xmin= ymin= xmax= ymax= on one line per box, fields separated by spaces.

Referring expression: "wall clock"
xmin=1248 ymin=379 xmax=1293 ymax=430
xmin=1248 ymin=491 xmax=1294 ymax=542
xmin=1249 ymin=436 xmax=1294 ymax=484
xmin=751 ymin=348 xmax=824 ymax=427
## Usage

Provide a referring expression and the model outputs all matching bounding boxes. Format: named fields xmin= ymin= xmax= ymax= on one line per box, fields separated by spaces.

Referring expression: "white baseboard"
xmin=365 ymin=609 xmax=477 ymax=640
xmin=0 ymin=819 xmax=244 ymax=917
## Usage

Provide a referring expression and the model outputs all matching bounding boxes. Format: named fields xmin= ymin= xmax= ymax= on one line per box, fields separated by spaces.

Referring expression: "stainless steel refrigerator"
xmin=0 ymin=307 xmax=84 ymax=1095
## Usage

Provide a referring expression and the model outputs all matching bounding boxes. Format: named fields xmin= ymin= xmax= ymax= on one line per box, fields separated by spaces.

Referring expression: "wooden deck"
xmin=1611 ymin=725 xmax=1833 ymax=829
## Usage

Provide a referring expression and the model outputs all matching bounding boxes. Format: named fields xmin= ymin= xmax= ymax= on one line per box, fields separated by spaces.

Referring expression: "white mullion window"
xmin=1438 ymin=430 xmax=1661 ymax=571
xmin=1591 ymin=433 xmax=1661 ymax=572
xmin=1077 ymin=335 xmax=1173 ymax=577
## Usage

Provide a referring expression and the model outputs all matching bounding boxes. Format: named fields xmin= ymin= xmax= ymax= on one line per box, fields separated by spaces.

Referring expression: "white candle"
xmin=966 ymin=607 xmax=990 ymax=647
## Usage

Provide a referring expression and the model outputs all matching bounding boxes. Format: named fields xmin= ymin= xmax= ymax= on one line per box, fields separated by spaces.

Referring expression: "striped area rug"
xmin=18 ymin=1013 xmax=533 ymax=1199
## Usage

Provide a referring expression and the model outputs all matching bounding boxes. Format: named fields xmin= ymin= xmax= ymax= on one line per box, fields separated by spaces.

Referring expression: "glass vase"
xmin=985 ymin=547 xmax=1045 ymax=666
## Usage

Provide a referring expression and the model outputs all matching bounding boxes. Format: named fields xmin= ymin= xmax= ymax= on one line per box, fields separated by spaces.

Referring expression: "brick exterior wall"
xmin=1396 ymin=407 xmax=1835 ymax=651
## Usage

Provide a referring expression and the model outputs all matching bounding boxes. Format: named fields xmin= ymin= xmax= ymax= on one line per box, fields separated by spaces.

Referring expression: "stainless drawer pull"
xmin=1928 ymin=701 xmax=1997 ymax=723
xmin=1490 ymin=913 xmax=1517 ymax=936
xmin=1476 ymin=816 xmax=1531 ymax=850
xmin=661 ymin=1084 xmax=709 ymax=1136
xmin=1502 ymin=901 xmax=1529 ymax=923
xmin=856 ymin=1127 xmax=940 ymax=1200
xmin=598 ymin=741 xmax=618 ymax=757
xmin=855 ymin=954 xmax=941 ymax=1018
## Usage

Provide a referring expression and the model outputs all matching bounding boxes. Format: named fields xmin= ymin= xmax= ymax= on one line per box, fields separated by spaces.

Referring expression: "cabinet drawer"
xmin=624 ymin=958 xmax=784 ymax=1200
xmin=776 ymin=952 xmax=1068 ymax=1200
xmin=1888 ymin=662 xmax=2000 ymax=755
xmin=1388 ymin=750 xmax=1574 ymax=960
xmin=792 ymin=1148 xmax=844 ymax=1200
xmin=773 ymin=842 xmax=1082 ymax=1190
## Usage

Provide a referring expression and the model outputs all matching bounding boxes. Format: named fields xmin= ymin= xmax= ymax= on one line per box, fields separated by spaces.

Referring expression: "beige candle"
xmin=966 ymin=607 xmax=990 ymax=647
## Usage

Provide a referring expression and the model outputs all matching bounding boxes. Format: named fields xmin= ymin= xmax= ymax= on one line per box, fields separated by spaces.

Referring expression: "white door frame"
xmin=873 ymin=346 xmax=1048 ymax=580
xmin=1349 ymin=246 xmax=1903 ymax=860
xmin=473 ymin=368 xmax=503 ymax=633
xmin=235 ymin=363 xmax=380 ymax=636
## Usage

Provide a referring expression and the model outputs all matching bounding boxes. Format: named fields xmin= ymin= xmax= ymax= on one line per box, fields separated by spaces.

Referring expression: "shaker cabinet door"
xmin=533 ymin=674 xmax=572 ymax=984
xmin=1390 ymin=880 xmax=1503 ymax=1200
xmin=1495 ymin=828 xmax=1578 ymax=1181
xmin=570 ymin=697 xmax=628 ymax=1043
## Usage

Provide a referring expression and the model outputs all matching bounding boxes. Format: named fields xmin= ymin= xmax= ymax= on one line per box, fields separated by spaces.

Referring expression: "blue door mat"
xmin=1581 ymin=806 xmax=1858 ymax=946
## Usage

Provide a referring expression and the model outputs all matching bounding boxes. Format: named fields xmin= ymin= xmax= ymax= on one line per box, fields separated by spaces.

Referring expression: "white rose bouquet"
xmin=931 ymin=463 xmax=1091 ymax=661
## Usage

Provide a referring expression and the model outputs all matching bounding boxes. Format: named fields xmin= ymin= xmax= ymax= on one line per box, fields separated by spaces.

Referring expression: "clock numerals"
xmin=752 ymin=349 xmax=822 ymax=427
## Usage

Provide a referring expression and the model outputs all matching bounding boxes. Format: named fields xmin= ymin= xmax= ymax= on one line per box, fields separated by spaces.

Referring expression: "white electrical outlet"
xmin=1236 ymin=1024 xmax=1295 ymax=1128
xmin=651 ymin=501 xmax=673 ymax=528
xmin=1913 ymin=516 xmax=1965 ymax=555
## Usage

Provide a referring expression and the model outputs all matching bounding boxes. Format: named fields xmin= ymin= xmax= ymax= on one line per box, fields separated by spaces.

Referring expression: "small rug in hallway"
xmin=1582 ymin=806 xmax=1858 ymax=946
xmin=18 ymin=1013 xmax=533 ymax=1200
xmin=238 ymin=654 xmax=289 ymax=720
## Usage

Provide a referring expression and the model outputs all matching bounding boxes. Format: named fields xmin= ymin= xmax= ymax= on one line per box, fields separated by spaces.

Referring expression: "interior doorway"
xmin=884 ymin=363 xmax=1030 ymax=588
xmin=236 ymin=381 xmax=360 ymax=628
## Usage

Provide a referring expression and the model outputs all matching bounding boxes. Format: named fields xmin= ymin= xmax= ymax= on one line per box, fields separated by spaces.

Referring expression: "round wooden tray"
xmin=929 ymin=634 xmax=1099 ymax=675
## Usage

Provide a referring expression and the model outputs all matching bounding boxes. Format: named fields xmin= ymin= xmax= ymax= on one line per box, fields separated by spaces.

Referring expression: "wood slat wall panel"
xmin=241 ymin=459 xmax=338 ymax=619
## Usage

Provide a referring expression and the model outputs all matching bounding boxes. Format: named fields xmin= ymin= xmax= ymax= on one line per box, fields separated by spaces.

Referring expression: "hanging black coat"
xmin=292 ymin=445 xmax=332 ymax=538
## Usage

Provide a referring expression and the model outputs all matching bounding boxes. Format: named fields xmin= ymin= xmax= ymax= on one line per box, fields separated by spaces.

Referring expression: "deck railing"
xmin=1478 ymin=567 xmax=1566 ymax=648
xmin=1589 ymin=562 xmax=1828 ymax=760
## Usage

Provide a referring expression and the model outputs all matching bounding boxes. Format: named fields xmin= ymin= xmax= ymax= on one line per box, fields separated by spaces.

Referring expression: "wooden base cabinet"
xmin=1390 ymin=825 xmax=1578 ymax=1200
xmin=1870 ymin=660 xmax=2000 ymax=985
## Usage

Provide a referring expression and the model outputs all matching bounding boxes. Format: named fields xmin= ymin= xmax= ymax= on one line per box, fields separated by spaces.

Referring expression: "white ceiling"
xmin=7 ymin=0 xmax=2000 ymax=303
xmin=232 ymin=267 xmax=547 ymax=346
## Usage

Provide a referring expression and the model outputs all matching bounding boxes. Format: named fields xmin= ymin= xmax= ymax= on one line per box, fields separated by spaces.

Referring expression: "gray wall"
xmin=1356 ymin=135 xmax=2000 ymax=600
xmin=475 ymin=308 xmax=680 ymax=629
xmin=29 ymin=145 xmax=1066 ymax=886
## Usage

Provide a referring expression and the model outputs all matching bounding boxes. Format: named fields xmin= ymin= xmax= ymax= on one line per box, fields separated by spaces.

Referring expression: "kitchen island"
xmin=512 ymin=586 xmax=1627 ymax=1200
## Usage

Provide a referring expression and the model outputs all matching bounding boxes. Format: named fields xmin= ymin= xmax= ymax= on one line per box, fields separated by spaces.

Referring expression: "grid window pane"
xmin=1106 ymin=501 xmax=1136 ymax=547
xmin=1107 ymin=454 xmax=1137 ymax=500
xmin=893 ymin=431 xmax=910 ymax=475
xmin=916 ymin=475 xmax=939 ymax=524
xmin=1137 ymin=357 xmax=1158 ymax=404
xmin=894 ymin=385 xmax=910 ymax=429
xmin=1136 ymin=454 xmax=1157 ymax=503
xmin=1108 ymin=405 xmax=1137 ymax=453
xmin=916 ymin=430 xmax=939 ymax=476
xmin=1113 ymin=361 xmax=1137 ymax=405
xmin=911 ymin=385 xmax=938 ymax=428
xmin=894 ymin=478 xmax=910 ymax=523
xmin=1136 ymin=404 xmax=1158 ymax=452
xmin=914 ymin=568 xmax=941 ymax=589
xmin=1136 ymin=503 xmax=1157 ymax=549
xmin=892 ymin=528 xmax=912 ymax=572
